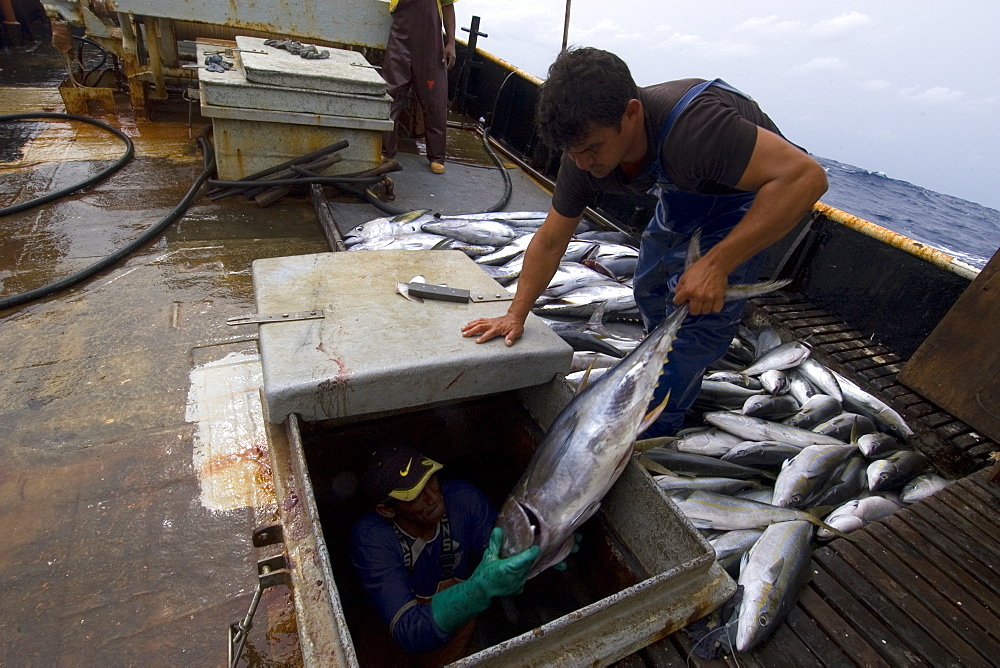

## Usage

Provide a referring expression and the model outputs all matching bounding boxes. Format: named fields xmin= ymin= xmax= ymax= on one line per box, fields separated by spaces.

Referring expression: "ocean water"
xmin=816 ymin=157 xmax=999 ymax=270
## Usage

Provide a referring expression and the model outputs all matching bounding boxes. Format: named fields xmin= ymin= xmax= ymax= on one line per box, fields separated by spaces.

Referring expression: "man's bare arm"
xmin=674 ymin=127 xmax=828 ymax=315
xmin=462 ymin=206 xmax=581 ymax=345
xmin=442 ymin=4 xmax=456 ymax=69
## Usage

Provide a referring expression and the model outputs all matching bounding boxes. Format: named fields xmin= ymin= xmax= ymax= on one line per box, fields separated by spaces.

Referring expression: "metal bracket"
xmin=405 ymin=282 xmax=512 ymax=304
xmin=227 ymin=553 xmax=291 ymax=668
xmin=227 ymin=310 xmax=325 ymax=326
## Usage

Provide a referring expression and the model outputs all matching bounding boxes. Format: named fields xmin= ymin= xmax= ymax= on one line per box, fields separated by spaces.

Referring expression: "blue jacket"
xmin=350 ymin=479 xmax=496 ymax=654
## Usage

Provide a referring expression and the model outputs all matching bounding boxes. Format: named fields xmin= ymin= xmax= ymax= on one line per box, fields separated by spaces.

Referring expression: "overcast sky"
xmin=452 ymin=1 xmax=1000 ymax=212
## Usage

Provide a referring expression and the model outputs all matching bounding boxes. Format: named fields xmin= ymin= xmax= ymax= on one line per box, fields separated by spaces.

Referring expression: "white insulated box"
xmin=196 ymin=39 xmax=392 ymax=180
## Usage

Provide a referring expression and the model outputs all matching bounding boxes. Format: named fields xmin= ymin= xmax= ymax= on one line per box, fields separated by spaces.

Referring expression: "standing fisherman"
xmin=380 ymin=0 xmax=457 ymax=174
xmin=462 ymin=47 xmax=827 ymax=437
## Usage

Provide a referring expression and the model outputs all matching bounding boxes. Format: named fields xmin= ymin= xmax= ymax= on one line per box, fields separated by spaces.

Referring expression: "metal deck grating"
xmin=631 ymin=468 xmax=1000 ymax=666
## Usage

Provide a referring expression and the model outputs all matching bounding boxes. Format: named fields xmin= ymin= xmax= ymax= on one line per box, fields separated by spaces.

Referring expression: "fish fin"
xmin=634 ymin=436 xmax=679 ymax=452
xmin=637 ymin=454 xmax=675 ymax=476
xmin=584 ymin=302 xmax=612 ymax=336
xmin=765 ymin=557 xmax=785 ymax=581
xmin=575 ymin=359 xmax=598 ymax=395
xmin=685 ymin=230 xmax=702 ymax=270
xmin=723 ymin=279 xmax=792 ymax=301
xmin=849 ymin=420 xmax=861 ymax=445
xmin=638 ymin=390 xmax=671 ymax=433
xmin=803 ymin=514 xmax=856 ymax=542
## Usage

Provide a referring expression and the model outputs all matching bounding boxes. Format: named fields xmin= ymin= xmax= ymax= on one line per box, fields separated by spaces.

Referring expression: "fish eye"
xmin=791 ymin=494 xmax=801 ymax=504
xmin=758 ymin=614 xmax=769 ymax=627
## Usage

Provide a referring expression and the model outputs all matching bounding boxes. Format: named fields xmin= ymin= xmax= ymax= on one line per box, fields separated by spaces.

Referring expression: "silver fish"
xmin=811 ymin=413 xmax=877 ymax=441
xmin=786 ymin=368 xmax=818 ymax=405
xmin=759 ymin=369 xmax=789 ymax=395
xmin=420 ymin=219 xmax=522 ymax=246
xmin=699 ymin=380 xmax=765 ymax=410
xmin=867 ymin=450 xmax=930 ymax=492
xmin=736 ymin=486 xmax=776 ymax=505
xmin=497 ymin=304 xmax=690 ymax=576
xmin=795 ymin=358 xmax=844 ymax=402
xmin=742 ymin=394 xmax=800 ymax=420
xmin=671 ymin=427 xmax=745 ymax=457
xmin=570 ymin=351 xmax=621 ymax=372
xmin=772 ymin=444 xmax=858 ymax=508
xmin=736 ymin=520 xmax=814 ymax=652
xmin=810 ymin=455 xmax=868 ymax=507
xmin=533 ymin=283 xmax=636 ymax=317
xmin=834 ymin=371 xmax=914 ymax=441
xmin=543 ymin=262 xmax=619 ymax=298
xmin=438 ymin=210 xmax=550 ymax=222
xmin=781 ymin=394 xmax=842 ymax=430
xmin=343 ymin=209 xmax=432 ymax=243
xmin=346 ymin=232 xmax=448 ymax=252
xmin=653 ymin=474 xmax=753 ymax=496
xmin=474 ymin=232 xmax=534 ymax=265
xmin=668 ymin=489 xmax=832 ymax=533
xmin=816 ymin=495 xmax=903 ymax=540
xmin=899 ymin=473 xmax=952 ymax=504
xmin=722 ymin=441 xmax=802 ymax=470
xmin=856 ymin=432 xmax=902 ymax=459
xmin=704 ymin=371 xmax=762 ymax=390
xmin=710 ymin=528 xmax=764 ymax=578
xmin=741 ymin=340 xmax=811 ymax=376
xmin=705 ymin=411 xmax=845 ymax=448
xmin=753 ymin=327 xmax=783 ymax=360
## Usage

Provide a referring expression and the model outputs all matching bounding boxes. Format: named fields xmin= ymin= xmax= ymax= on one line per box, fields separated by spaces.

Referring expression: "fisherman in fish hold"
xmin=349 ymin=444 xmax=538 ymax=663
xmin=462 ymin=47 xmax=828 ymax=437
xmin=380 ymin=0 xmax=457 ymax=175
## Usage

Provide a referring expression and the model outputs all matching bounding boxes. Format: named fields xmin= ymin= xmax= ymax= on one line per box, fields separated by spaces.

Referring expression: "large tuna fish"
xmin=495 ymin=233 xmax=789 ymax=577
xmin=496 ymin=304 xmax=690 ymax=576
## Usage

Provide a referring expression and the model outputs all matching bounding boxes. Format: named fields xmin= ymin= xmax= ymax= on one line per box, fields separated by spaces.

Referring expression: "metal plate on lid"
xmin=237 ymin=36 xmax=387 ymax=95
xmin=252 ymin=250 xmax=573 ymax=424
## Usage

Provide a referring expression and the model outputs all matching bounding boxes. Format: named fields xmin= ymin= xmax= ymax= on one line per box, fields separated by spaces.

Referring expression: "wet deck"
xmin=0 ymin=38 xmax=549 ymax=665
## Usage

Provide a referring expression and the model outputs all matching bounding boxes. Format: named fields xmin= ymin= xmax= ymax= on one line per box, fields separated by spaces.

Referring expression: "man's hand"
xmin=443 ymin=43 xmax=456 ymax=69
xmin=673 ymin=256 xmax=728 ymax=315
xmin=462 ymin=313 xmax=525 ymax=346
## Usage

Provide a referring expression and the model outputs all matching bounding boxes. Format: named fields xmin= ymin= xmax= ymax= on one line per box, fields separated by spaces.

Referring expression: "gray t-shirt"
xmin=551 ymin=79 xmax=784 ymax=218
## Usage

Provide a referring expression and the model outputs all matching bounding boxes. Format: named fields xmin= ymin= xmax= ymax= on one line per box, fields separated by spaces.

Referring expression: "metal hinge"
xmin=227 ymin=310 xmax=325 ymax=326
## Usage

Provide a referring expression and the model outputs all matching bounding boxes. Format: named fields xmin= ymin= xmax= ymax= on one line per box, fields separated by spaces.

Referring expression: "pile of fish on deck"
xmin=343 ymin=209 xmax=643 ymax=326
xmin=344 ymin=209 xmax=954 ymax=655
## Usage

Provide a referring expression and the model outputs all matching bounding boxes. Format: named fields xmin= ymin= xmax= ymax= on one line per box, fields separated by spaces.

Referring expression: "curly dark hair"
xmin=535 ymin=47 xmax=639 ymax=150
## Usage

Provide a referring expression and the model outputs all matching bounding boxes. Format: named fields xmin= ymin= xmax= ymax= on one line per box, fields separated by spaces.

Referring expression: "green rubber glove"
xmin=430 ymin=527 xmax=539 ymax=634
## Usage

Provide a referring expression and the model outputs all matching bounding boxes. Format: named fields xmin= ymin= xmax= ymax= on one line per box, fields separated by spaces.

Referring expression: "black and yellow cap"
xmin=362 ymin=444 xmax=443 ymax=503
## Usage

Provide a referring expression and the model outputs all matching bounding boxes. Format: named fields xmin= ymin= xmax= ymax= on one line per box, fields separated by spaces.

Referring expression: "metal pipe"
xmin=814 ymin=201 xmax=980 ymax=280
xmin=561 ymin=0 xmax=571 ymax=51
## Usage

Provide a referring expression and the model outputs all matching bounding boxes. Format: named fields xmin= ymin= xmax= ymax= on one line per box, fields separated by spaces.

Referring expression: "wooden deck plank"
xmin=749 ymin=618 xmax=821 ymax=667
xmin=880 ymin=514 xmax=1000 ymax=615
xmin=935 ymin=487 xmax=1000 ymax=553
xmin=849 ymin=529 xmax=1000 ymax=651
xmin=959 ymin=475 xmax=1000 ymax=510
xmin=795 ymin=585 xmax=887 ymax=665
xmin=782 ymin=604 xmax=852 ymax=667
xmin=806 ymin=560 xmax=921 ymax=666
xmin=826 ymin=538 xmax=989 ymax=666
xmin=904 ymin=502 xmax=1000 ymax=576
xmin=811 ymin=547 xmax=954 ymax=665
xmin=894 ymin=511 xmax=1000 ymax=600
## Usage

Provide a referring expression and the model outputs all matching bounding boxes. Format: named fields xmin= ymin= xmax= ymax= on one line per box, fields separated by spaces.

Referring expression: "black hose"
xmin=0 ymin=128 xmax=215 ymax=311
xmin=206 ymin=174 xmax=387 ymax=188
xmin=0 ymin=113 xmax=134 ymax=217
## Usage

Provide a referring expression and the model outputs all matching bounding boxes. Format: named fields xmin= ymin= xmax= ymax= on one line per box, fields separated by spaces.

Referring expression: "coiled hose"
xmin=0 ymin=116 xmax=214 ymax=310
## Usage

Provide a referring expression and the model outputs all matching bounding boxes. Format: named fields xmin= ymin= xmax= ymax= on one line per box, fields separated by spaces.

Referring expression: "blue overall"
xmin=634 ymin=79 xmax=769 ymax=438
